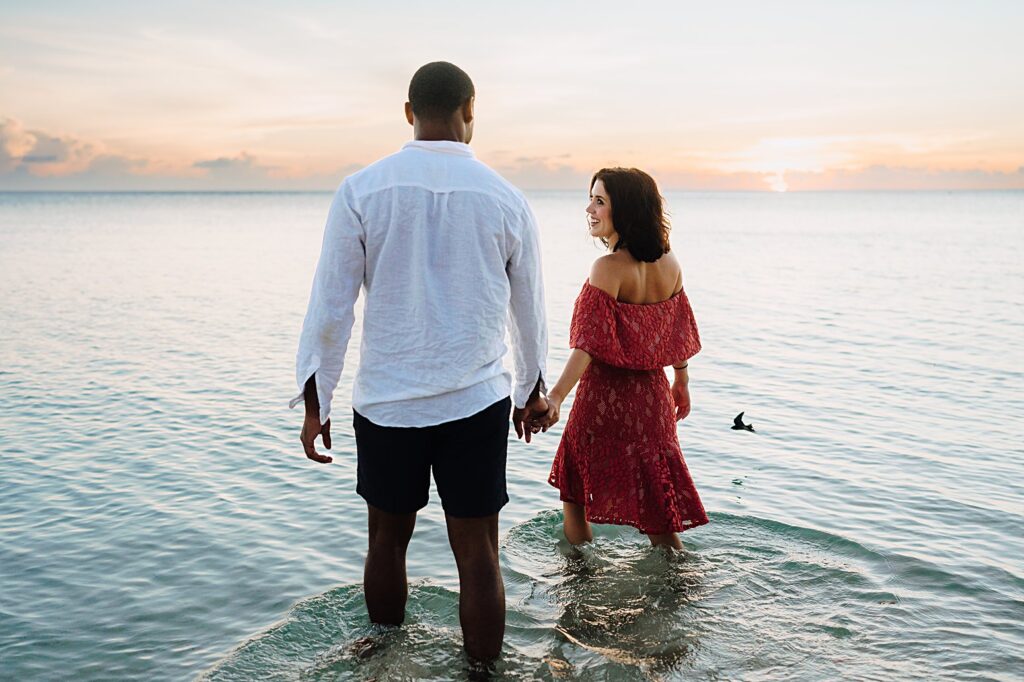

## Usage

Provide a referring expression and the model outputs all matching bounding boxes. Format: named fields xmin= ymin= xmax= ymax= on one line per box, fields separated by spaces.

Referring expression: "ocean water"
xmin=0 ymin=190 xmax=1021 ymax=681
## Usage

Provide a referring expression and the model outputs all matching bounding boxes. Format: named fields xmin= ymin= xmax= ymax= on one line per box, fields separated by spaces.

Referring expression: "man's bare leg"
xmin=562 ymin=501 xmax=593 ymax=545
xmin=365 ymin=504 xmax=417 ymax=625
xmin=445 ymin=513 xmax=504 ymax=661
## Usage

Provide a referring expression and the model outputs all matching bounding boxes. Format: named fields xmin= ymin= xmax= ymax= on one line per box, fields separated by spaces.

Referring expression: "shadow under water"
xmin=203 ymin=510 xmax=1012 ymax=680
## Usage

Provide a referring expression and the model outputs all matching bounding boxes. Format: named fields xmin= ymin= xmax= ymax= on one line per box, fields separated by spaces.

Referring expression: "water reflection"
xmin=547 ymin=541 xmax=705 ymax=678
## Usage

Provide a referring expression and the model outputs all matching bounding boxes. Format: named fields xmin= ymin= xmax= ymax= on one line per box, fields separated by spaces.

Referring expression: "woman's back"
xmin=591 ymin=250 xmax=682 ymax=304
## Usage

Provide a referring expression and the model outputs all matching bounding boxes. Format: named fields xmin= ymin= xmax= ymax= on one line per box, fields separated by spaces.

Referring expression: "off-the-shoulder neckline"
xmin=583 ymin=279 xmax=684 ymax=307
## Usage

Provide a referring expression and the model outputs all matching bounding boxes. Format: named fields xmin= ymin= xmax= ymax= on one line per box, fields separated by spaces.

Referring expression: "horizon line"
xmin=3 ymin=188 xmax=1023 ymax=195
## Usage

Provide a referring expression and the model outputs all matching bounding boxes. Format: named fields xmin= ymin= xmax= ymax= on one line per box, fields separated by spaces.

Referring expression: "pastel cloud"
xmin=187 ymin=152 xmax=367 ymax=190
xmin=0 ymin=119 xmax=359 ymax=190
xmin=486 ymin=153 xmax=589 ymax=191
xmin=2 ymin=118 xmax=1022 ymax=192
xmin=191 ymin=153 xmax=275 ymax=185
xmin=1 ymin=118 xmax=95 ymax=174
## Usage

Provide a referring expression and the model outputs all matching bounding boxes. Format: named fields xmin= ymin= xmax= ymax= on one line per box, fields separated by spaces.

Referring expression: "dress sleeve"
xmin=568 ymin=283 xmax=628 ymax=366
xmin=665 ymin=289 xmax=702 ymax=365
xmin=568 ymin=282 xmax=701 ymax=370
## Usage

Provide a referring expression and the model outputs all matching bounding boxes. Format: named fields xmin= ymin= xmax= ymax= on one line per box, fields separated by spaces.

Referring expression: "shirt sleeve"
xmin=288 ymin=183 xmax=365 ymax=424
xmin=506 ymin=201 xmax=548 ymax=408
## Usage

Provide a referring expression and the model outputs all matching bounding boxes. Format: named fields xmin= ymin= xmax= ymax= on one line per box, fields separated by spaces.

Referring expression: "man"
xmin=290 ymin=62 xmax=548 ymax=662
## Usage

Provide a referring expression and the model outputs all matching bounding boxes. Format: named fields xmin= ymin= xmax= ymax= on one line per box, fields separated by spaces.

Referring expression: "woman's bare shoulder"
xmin=659 ymin=250 xmax=681 ymax=270
xmin=661 ymin=251 xmax=683 ymax=292
xmin=588 ymin=254 xmax=624 ymax=297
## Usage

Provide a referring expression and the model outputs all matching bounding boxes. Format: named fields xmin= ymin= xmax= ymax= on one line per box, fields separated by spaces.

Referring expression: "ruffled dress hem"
xmin=552 ymin=489 xmax=710 ymax=536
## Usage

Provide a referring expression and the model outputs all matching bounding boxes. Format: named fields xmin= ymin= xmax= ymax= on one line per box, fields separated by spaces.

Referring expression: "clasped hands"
xmin=511 ymin=392 xmax=563 ymax=443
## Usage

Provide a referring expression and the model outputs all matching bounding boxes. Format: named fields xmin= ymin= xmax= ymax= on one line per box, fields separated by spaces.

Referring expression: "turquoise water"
xmin=1 ymin=191 xmax=1021 ymax=680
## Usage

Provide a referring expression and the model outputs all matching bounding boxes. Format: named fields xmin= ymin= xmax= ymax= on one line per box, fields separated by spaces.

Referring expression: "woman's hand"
xmin=539 ymin=391 xmax=564 ymax=429
xmin=672 ymin=380 xmax=691 ymax=421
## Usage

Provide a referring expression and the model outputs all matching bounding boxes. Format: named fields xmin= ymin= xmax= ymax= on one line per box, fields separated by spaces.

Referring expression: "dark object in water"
xmin=732 ymin=412 xmax=755 ymax=432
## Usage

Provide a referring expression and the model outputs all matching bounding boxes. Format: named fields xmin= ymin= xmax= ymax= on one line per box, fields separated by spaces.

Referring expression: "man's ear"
xmin=462 ymin=96 xmax=475 ymax=125
xmin=405 ymin=101 xmax=415 ymax=126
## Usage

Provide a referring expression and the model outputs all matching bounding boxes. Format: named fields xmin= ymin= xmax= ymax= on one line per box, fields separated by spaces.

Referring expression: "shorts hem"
xmin=441 ymin=494 xmax=509 ymax=519
xmin=357 ymin=487 xmax=428 ymax=515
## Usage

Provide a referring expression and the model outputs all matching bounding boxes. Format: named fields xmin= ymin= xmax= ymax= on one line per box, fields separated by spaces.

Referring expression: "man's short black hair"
xmin=408 ymin=62 xmax=475 ymax=120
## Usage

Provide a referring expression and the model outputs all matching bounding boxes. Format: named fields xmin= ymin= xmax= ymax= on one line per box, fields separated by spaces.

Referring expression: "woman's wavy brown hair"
xmin=591 ymin=167 xmax=671 ymax=262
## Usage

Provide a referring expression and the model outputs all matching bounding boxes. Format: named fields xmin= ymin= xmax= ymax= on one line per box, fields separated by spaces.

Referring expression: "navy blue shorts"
xmin=353 ymin=397 xmax=511 ymax=518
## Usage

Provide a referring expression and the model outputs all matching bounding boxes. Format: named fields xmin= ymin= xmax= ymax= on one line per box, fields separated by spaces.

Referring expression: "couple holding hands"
xmin=291 ymin=62 xmax=706 ymax=662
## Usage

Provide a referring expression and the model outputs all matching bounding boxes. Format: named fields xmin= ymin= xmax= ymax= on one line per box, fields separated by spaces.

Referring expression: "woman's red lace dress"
xmin=547 ymin=280 xmax=709 ymax=535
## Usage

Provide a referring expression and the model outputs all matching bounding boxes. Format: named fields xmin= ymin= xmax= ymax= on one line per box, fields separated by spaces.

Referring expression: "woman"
xmin=542 ymin=167 xmax=708 ymax=550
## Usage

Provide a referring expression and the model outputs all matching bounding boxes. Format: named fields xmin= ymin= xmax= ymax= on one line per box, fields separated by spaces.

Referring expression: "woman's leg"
xmin=646 ymin=532 xmax=682 ymax=550
xmin=562 ymin=501 xmax=593 ymax=545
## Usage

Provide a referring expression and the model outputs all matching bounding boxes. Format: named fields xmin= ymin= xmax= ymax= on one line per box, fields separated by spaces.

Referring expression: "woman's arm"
xmin=540 ymin=348 xmax=593 ymax=428
xmin=671 ymin=362 xmax=691 ymax=421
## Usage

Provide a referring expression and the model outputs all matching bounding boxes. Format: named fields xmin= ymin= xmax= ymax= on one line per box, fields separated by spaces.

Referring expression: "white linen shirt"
xmin=290 ymin=140 xmax=547 ymax=427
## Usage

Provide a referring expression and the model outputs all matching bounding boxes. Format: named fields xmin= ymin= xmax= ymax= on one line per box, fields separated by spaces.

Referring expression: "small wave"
xmin=203 ymin=510 xmax=1018 ymax=680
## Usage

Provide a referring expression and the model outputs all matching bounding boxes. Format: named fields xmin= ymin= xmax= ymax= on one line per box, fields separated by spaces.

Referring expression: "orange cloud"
xmin=2 ymin=118 xmax=1021 ymax=192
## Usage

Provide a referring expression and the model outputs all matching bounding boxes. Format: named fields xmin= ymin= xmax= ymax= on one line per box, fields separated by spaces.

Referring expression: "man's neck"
xmin=414 ymin=134 xmax=463 ymax=142
xmin=413 ymin=120 xmax=467 ymax=144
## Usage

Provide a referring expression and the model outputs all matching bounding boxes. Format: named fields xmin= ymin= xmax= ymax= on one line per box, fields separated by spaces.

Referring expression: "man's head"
xmin=405 ymin=62 xmax=475 ymax=143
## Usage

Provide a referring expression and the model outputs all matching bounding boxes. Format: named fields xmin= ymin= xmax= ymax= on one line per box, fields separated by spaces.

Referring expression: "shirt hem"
xmin=354 ymin=377 xmax=510 ymax=428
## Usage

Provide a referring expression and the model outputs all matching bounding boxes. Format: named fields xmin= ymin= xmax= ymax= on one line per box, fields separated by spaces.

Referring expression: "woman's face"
xmin=587 ymin=179 xmax=615 ymax=240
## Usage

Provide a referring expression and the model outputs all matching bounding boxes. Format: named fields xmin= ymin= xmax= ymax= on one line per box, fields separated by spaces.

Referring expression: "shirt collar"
xmin=401 ymin=140 xmax=475 ymax=158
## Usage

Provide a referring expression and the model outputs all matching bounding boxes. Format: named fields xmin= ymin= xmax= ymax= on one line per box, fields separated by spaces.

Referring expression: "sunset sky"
xmin=1 ymin=0 xmax=1022 ymax=191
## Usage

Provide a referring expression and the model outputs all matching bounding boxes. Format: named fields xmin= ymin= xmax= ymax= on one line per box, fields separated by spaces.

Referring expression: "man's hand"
xmin=300 ymin=413 xmax=333 ymax=463
xmin=513 ymin=393 xmax=549 ymax=443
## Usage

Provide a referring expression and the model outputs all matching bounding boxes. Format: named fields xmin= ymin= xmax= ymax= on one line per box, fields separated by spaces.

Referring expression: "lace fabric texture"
xmin=548 ymin=281 xmax=708 ymax=535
